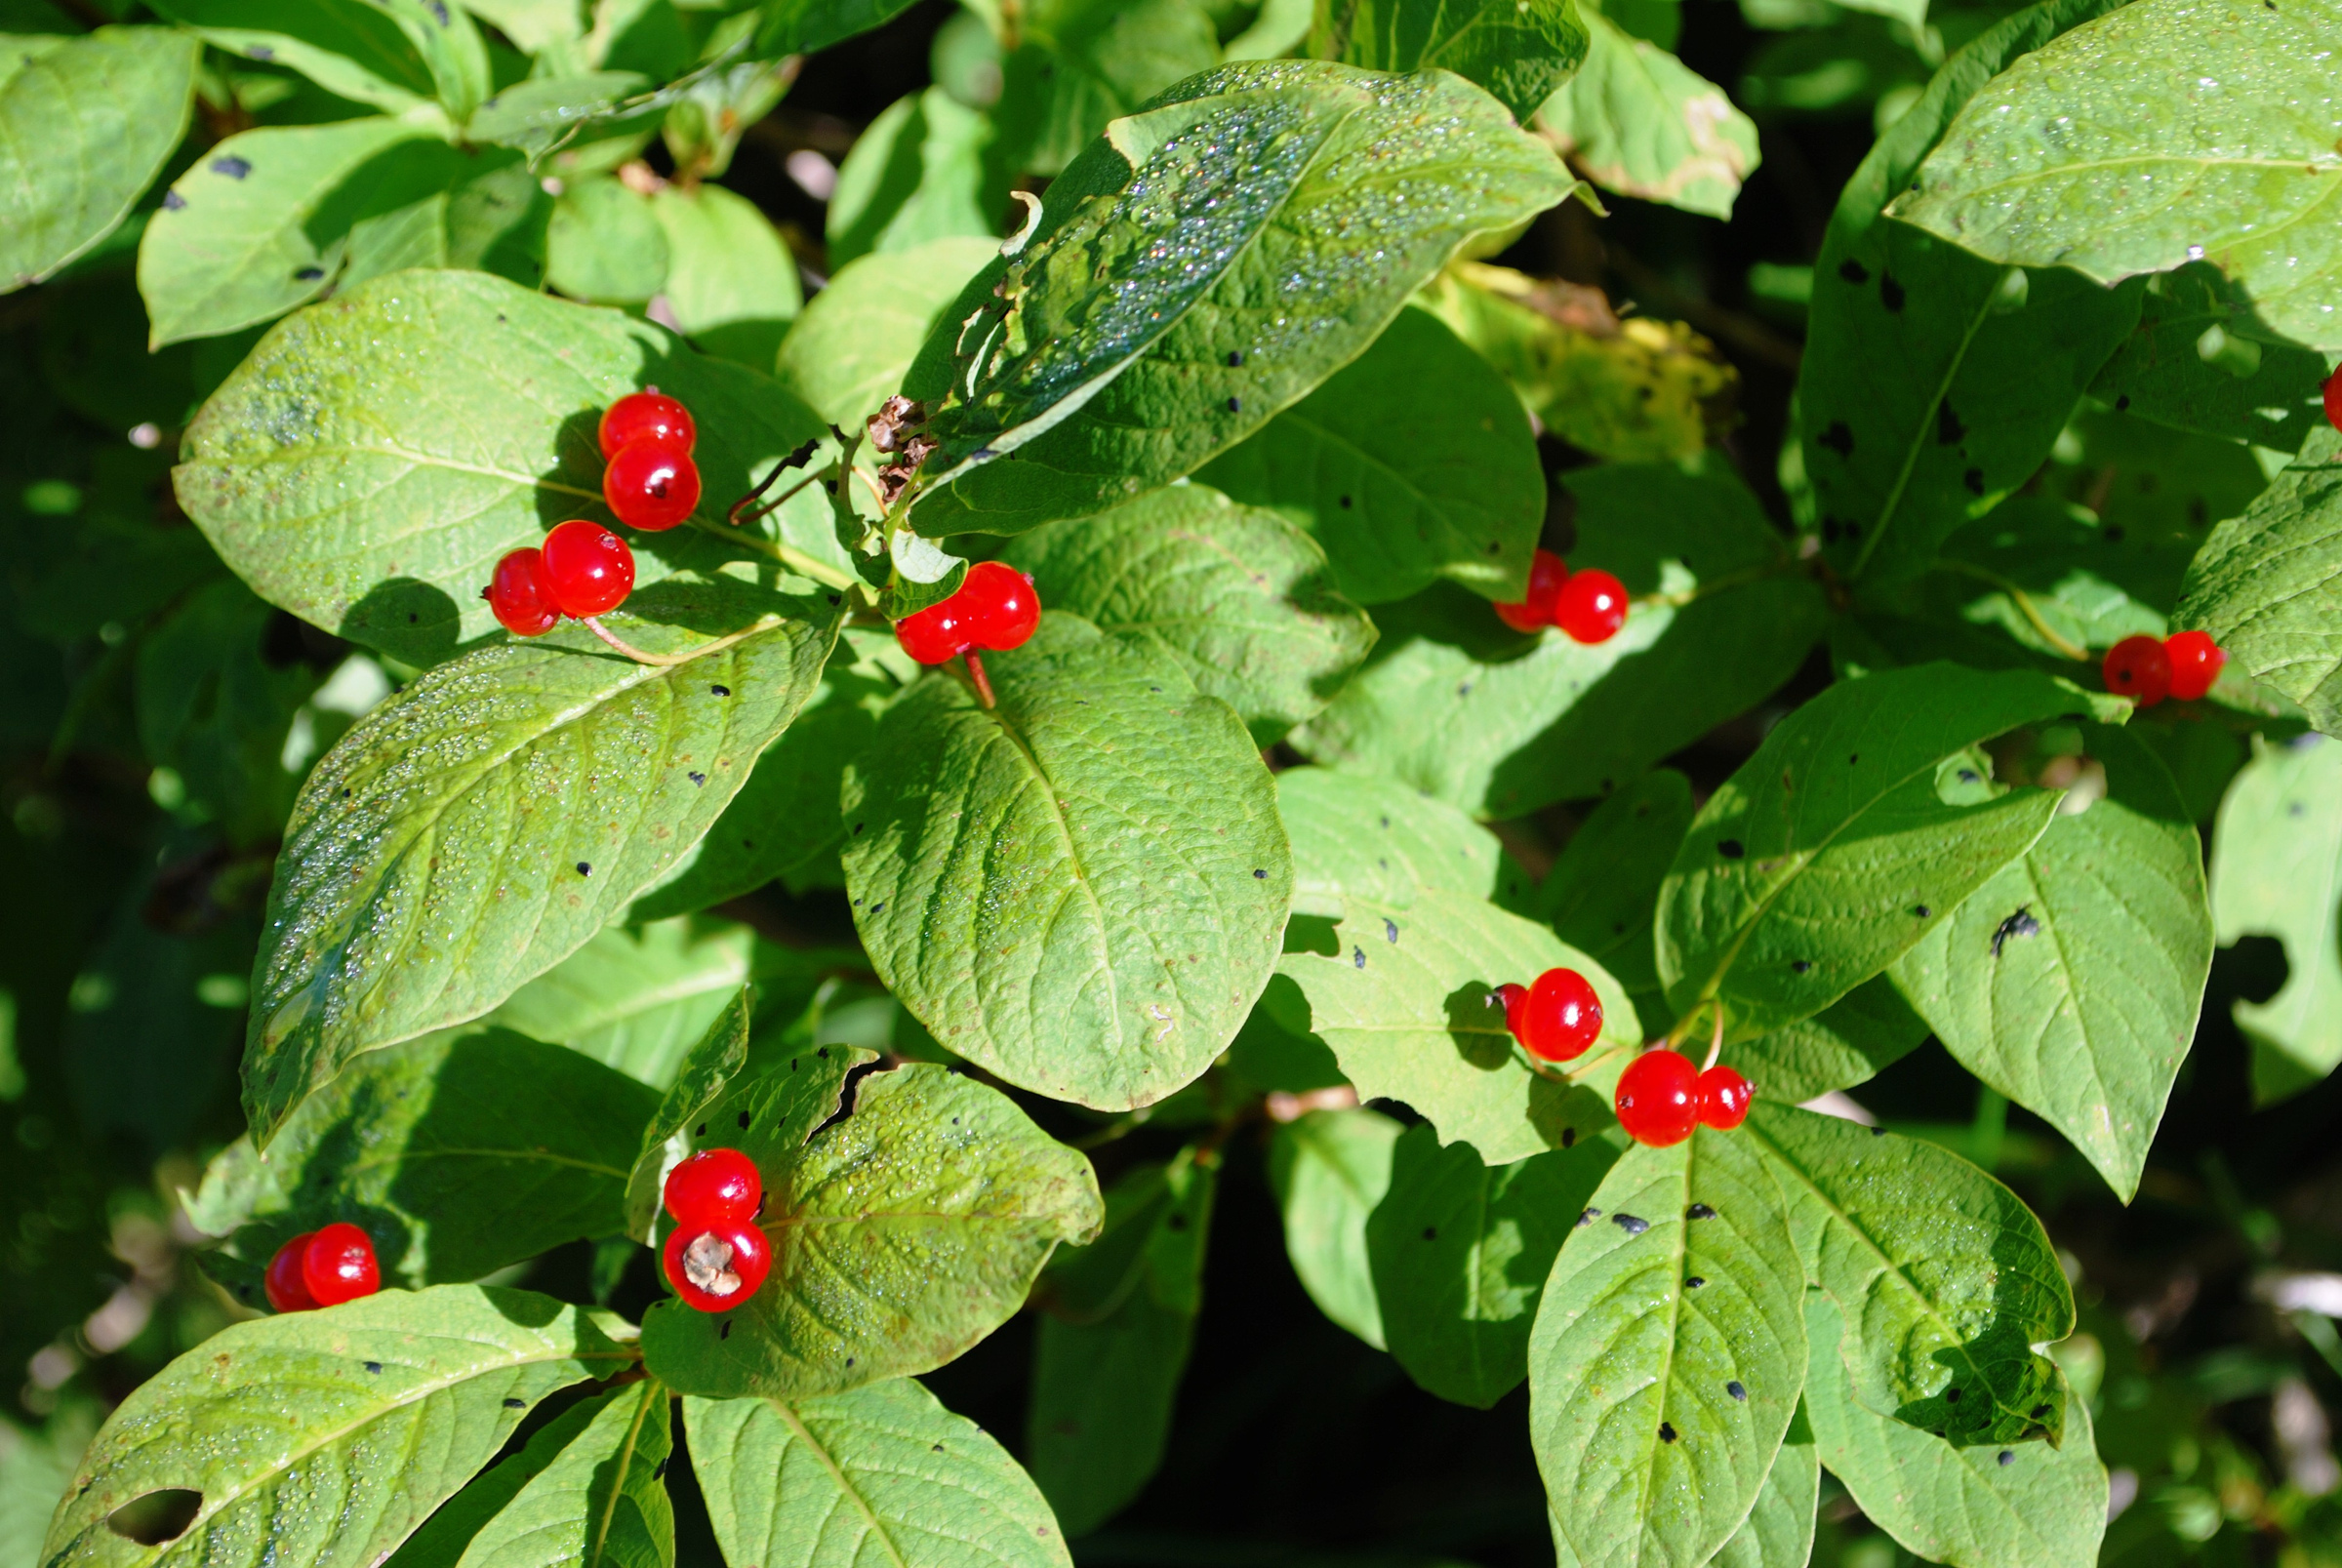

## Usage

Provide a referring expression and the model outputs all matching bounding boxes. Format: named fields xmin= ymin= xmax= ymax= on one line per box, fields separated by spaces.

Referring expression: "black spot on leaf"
xmin=364 ymin=1361 xmax=383 ymax=1374
xmin=1963 ymin=466 xmax=1986 ymax=495
xmin=1685 ymin=1275 xmax=1706 ymax=1289
xmin=1253 ymin=868 xmax=1267 ymax=878
xmin=1561 ymin=1126 xmax=1576 ymax=1147
xmin=1880 ymin=272 xmax=1906 ymax=311
xmin=210 ymin=155 xmax=251 ymax=179
xmin=1717 ymin=840 xmax=1745 ymax=860
xmin=1871 ymin=1124 xmax=1887 ymax=1137
xmin=1384 ymin=918 xmax=1397 ymax=944
xmin=1687 ymin=1203 xmax=1716 ymax=1221
xmin=1613 ymin=1213 xmax=1649 ymax=1235
xmin=576 ymin=862 xmax=590 ymax=876
xmin=1998 ymin=1450 xmax=2014 ymax=1467
xmin=1914 ymin=905 xmax=1930 ymax=917
xmin=720 ymin=1319 xmax=732 ymax=1339
xmin=1227 ymin=396 xmax=1241 ymax=413
xmin=1990 ymin=906 xmax=2041 ymax=957
xmin=1838 ymin=259 xmax=1870 ymax=284
xmin=1578 ymin=1207 xmax=1601 ymax=1226
xmin=1818 ymin=422 xmax=1854 ymax=457
xmin=1658 ymin=1423 xmax=1677 ymax=1443
xmin=1937 ymin=402 xmax=1966 ymax=445
xmin=689 ymin=771 xmax=706 ymax=784
xmin=1353 ymin=946 xmax=1365 ymax=969
xmin=1726 ymin=1381 xmax=1747 ymax=1401
xmin=504 ymin=1397 xmax=526 ymax=1409
xmin=738 ymin=1111 xmax=751 ymax=1128
xmin=710 ymin=684 xmax=730 ymax=697
xmin=162 ymin=189 xmax=185 ymax=210
xmin=1791 ymin=960 xmax=1811 ymax=975
xmin=1422 ymin=1226 xmax=1436 ymax=1241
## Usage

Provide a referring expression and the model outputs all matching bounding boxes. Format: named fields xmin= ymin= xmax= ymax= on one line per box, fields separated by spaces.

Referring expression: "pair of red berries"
xmin=1494 ymin=548 xmax=1628 ymax=643
xmin=2102 ymin=629 xmax=2225 ymax=706
xmin=600 ymin=390 xmax=703 ymax=532
xmin=263 ymin=1222 xmax=381 ymax=1312
xmin=1614 ymin=1051 xmax=1752 ymax=1146
xmin=894 ymin=561 xmax=1041 ymax=665
xmin=1495 ymin=967 xmax=1605 ymax=1063
xmin=660 ymin=1147 xmax=773 ymax=1313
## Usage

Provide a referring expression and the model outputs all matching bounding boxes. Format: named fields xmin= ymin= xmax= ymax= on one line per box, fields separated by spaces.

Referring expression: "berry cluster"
xmin=2102 ymin=629 xmax=2225 ymax=707
xmin=263 ymin=1223 xmax=381 ymax=1312
xmin=1495 ymin=966 xmax=1605 ymax=1063
xmin=484 ymin=390 xmax=703 ymax=637
xmin=1614 ymin=1051 xmax=1753 ymax=1147
xmin=660 ymin=1147 xmax=773 ymax=1313
xmin=1493 ymin=548 xmax=1629 ymax=644
xmin=893 ymin=561 xmax=1042 ymax=706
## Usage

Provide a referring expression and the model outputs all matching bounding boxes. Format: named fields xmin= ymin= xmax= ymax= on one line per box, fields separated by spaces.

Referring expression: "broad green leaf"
xmin=687 ymin=1380 xmax=1072 ymax=1568
xmin=0 ymin=1406 xmax=93 ymax=1568
xmin=385 ymin=1380 xmax=625 ymax=1568
xmin=459 ymin=0 xmax=582 ymax=57
xmin=39 ymin=1287 xmax=633 ymax=1568
xmin=490 ymin=917 xmax=759 ymax=1090
xmin=1312 ymin=0 xmax=1589 ymax=120
xmin=1713 ymin=1406 xmax=1818 ymax=1568
xmin=1747 ymin=1104 xmax=2072 ymax=1447
xmin=241 ymin=605 xmax=839 ymax=1145
xmin=1294 ymin=462 xmax=1826 ymax=819
xmin=776 ymin=236 xmax=1000 ymax=426
xmin=639 ymin=1055 xmax=1102 ymax=1399
xmin=1890 ymin=0 xmax=2342 ymax=352
xmin=905 ymin=60 xmax=1578 ymax=537
xmin=2209 ymin=734 xmax=2342 ymax=1102
xmin=841 ymin=615 xmax=1291 ymax=1111
xmin=145 ymin=0 xmax=437 ymax=113
xmin=184 ymin=1026 xmax=657 ymax=1303
xmin=1803 ymin=1293 xmax=2107 ymax=1568
xmin=1797 ymin=0 xmax=2136 ymax=587
xmin=341 ymin=153 xmax=553 ymax=295
xmin=176 ymin=269 xmax=846 ymax=666
xmin=650 ymin=182 xmax=801 ymax=369
xmin=1268 ymin=1106 xmax=1401 ymax=1347
xmin=622 ymin=990 xmax=751 ymax=1242
xmin=1656 ymin=663 xmax=2094 ymax=1040
xmin=1888 ymin=725 xmax=2210 ymax=1200
xmin=547 ymin=176 xmax=669 ymax=304
xmin=1367 ymin=1122 xmax=1621 ymax=1408
xmin=2087 ymin=263 xmax=2329 ymax=451
xmin=0 ymin=27 xmax=198 ymax=293
xmin=1718 ymin=975 xmax=1930 ymax=1106
xmin=135 ymin=576 xmax=323 ymax=842
xmin=466 ymin=73 xmax=647 ymax=158
xmin=999 ymin=485 xmax=1378 ymax=744
xmin=1193 ymin=305 xmax=1546 ymax=605
xmin=992 ymin=0 xmax=1221 ymax=178
xmin=451 ymin=1378 xmax=671 ymax=1568
xmin=660 ymin=48 xmax=797 ymax=184
xmin=1279 ymin=888 xmax=1637 ymax=1164
xmin=1528 ymin=1129 xmax=1807 ymax=1568
xmin=379 ymin=0 xmax=490 ymax=122
xmin=2174 ymin=425 xmax=2342 ymax=735
xmin=827 ymin=87 xmax=1004 ymax=268
xmin=756 ymin=0 xmax=926 ymax=56
xmin=1539 ymin=769 xmax=1694 ymax=1001
xmin=1277 ymin=765 xmax=1516 ymax=921
xmin=1535 ymin=14 xmax=1757 ymax=220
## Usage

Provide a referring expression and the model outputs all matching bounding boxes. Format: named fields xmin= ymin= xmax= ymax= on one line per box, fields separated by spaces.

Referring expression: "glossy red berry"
xmin=541 ymin=520 xmax=634 ymax=618
xmin=2163 ymin=629 xmax=2226 ymax=702
xmin=965 ymin=563 xmax=1040 ymax=651
xmin=2324 ymin=364 xmax=2342 ymax=433
xmin=599 ymin=390 xmax=694 ymax=461
xmin=487 ymin=547 xmax=561 ymax=636
xmin=300 ymin=1222 xmax=381 ymax=1307
xmin=1515 ymin=967 xmax=1603 ymax=1063
xmin=264 ymin=1230 xmax=320 ymax=1312
xmin=1494 ymin=548 xmax=1569 ymax=632
xmin=664 ymin=1148 xmax=762 ymax=1227
xmin=2102 ymin=633 xmax=2171 ymax=707
xmin=1696 ymin=1065 xmax=1754 ymax=1131
xmin=1614 ymin=1049 xmax=1700 ymax=1146
xmin=1555 ymin=568 xmax=1628 ymax=644
xmin=1495 ymin=983 xmax=1531 ymax=1042
xmin=663 ymin=1221 xmax=772 ymax=1312
xmin=895 ymin=594 xmax=980 ymax=665
xmin=604 ymin=438 xmax=701 ymax=531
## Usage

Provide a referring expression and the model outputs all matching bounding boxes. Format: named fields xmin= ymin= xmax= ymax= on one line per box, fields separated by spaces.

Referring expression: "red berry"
xmin=1696 ymin=1065 xmax=1754 ymax=1130
xmin=664 ymin=1148 xmax=762 ymax=1227
xmin=541 ymin=520 xmax=634 ymax=618
xmin=2102 ymin=633 xmax=2171 ymax=707
xmin=1516 ymin=966 xmax=1603 ymax=1063
xmin=1495 ymin=982 xmax=1531 ymax=1043
xmin=1555 ymin=568 xmax=1628 ymax=644
xmin=599 ymin=390 xmax=694 ymax=461
xmin=2324 ymin=364 xmax=2342 ymax=433
xmin=264 ymin=1230 xmax=320 ymax=1312
xmin=966 ymin=562 xmax=1040 ymax=651
xmin=1614 ymin=1049 xmax=1700 ymax=1146
xmin=2163 ymin=629 xmax=2226 ymax=702
xmin=663 ymin=1221 xmax=772 ymax=1312
xmin=487 ymin=548 xmax=561 ymax=637
xmin=300 ymin=1222 xmax=381 ymax=1307
xmin=1494 ymin=548 xmax=1569 ymax=632
xmin=895 ymin=594 xmax=978 ymax=665
xmin=604 ymin=438 xmax=701 ymax=531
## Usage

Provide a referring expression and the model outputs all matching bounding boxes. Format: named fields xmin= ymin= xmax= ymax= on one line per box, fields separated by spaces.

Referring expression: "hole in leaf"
xmin=106 ymin=1491 xmax=202 ymax=1545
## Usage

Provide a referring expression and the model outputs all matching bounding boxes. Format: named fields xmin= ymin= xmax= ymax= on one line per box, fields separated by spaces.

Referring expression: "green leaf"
xmin=993 ymin=0 xmax=1222 ymax=178
xmin=639 ymin=1056 xmax=1102 ymax=1399
xmin=0 ymin=27 xmax=198 ymax=293
xmin=1535 ymin=14 xmax=1757 ymax=220
xmin=999 ymin=484 xmax=1377 ymax=744
xmin=1279 ymin=888 xmax=1638 ymax=1164
xmin=547 ymin=176 xmax=669 ymax=305
xmin=1538 ymin=769 xmax=1694 ymax=1001
xmin=1713 ymin=1405 xmax=1818 ymax=1568
xmin=841 ymin=615 xmax=1291 ymax=1111
xmin=449 ymin=1378 xmax=671 ymax=1568
xmin=2174 ymin=425 xmax=2342 ymax=735
xmin=378 ymin=0 xmax=489 ymax=122
xmin=649 ymin=182 xmax=800 ymax=369
xmin=1888 ymin=725 xmax=2210 ymax=1200
xmin=466 ymin=73 xmax=648 ymax=158
xmin=1527 ymin=1129 xmax=1807 ymax=1568
xmin=622 ymin=989 xmax=751 ymax=1243
xmin=488 ymin=917 xmax=761 ymax=1090
xmin=1193 ymin=306 xmax=1546 ymax=606
xmin=1719 ymin=975 xmax=1930 ymax=1106
xmin=39 ymin=1286 xmax=633 ymax=1568
xmin=1803 ymin=1292 xmax=2107 ymax=1568
xmin=2210 ymin=734 xmax=2342 ymax=1101
xmin=175 ymin=269 xmax=845 ymax=666
xmin=1311 ymin=0 xmax=1589 ymax=121
xmin=1747 ymin=1104 xmax=2073 ymax=1447
xmin=342 ymin=152 xmax=553 ymax=295
xmin=1294 ymin=462 xmax=1827 ymax=819
xmin=241 ymin=607 xmax=839 ymax=1146
xmin=1889 ymin=0 xmax=2342 ymax=352
xmin=905 ymin=60 xmax=1578 ymax=537
xmin=2087 ymin=262 xmax=2329 ymax=451
xmin=135 ymin=576 xmax=324 ymax=842
xmin=688 ymin=1379 xmax=1071 ymax=1568
xmin=1656 ymin=663 xmax=2094 ymax=1040
xmin=827 ymin=87 xmax=1004 ymax=269
xmin=1278 ymin=765 xmax=1518 ymax=921
xmin=184 ymin=1026 xmax=658 ymax=1303
xmin=756 ymin=0 xmax=926 ymax=57
xmin=1367 ymin=1122 xmax=1621 ymax=1408
xmin=385 ymin=1380 xmax=620 ymax=1568
xmin=776 ymin=236 xmax=1000 ymax=427
xmin=1269 ymin=1107 xmax=1400 ymax=1347
xmin=1797 ymin=0 xmax=2137 ymax=587
xmin=145 ymin=0 xmax=437 ymax=113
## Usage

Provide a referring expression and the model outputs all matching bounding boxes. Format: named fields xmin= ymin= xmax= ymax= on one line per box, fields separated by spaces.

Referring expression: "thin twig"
xmin=727 ymin=440 xmax=821 ymax=526
xmin=1932 ymin=559 xmax=2091 ymax=662
xmin=963 ymin=649 xmax=995 ymax=708
xmin=580 ymin=615 xmax=782 ymax=667
xmin=1701 ymin=1005 xmax=1726 ymax=1073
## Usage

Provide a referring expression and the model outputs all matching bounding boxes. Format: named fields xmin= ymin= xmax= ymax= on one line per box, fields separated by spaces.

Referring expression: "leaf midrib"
xmin=770 ymin=1399 xmax=911 ymax=1568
